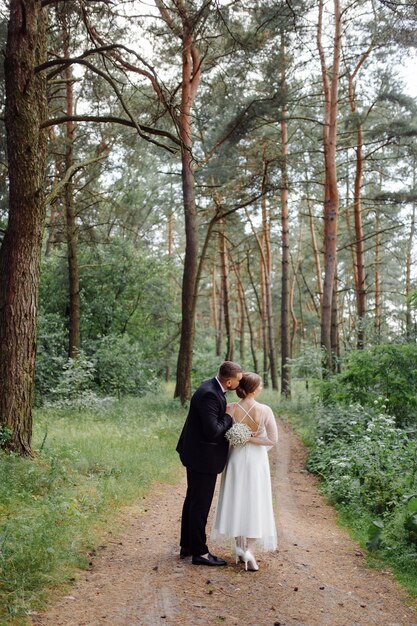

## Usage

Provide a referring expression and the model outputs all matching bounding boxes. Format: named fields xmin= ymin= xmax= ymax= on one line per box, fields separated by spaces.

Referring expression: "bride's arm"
xmin=249 ymin=407 xmax=278 ymax=446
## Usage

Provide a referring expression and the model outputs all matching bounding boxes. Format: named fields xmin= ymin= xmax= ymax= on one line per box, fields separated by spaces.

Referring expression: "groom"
xmin=176 ymin=361 xmax=243 ymax=566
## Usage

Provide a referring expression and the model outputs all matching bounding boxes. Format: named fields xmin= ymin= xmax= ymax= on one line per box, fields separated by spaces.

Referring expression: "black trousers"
xmin=180 ymin=468 xmax=217 ymax=556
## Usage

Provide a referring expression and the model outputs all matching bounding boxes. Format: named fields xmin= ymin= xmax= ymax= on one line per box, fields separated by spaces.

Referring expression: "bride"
xmin=211 ymin=372 xmax=278 ymax=571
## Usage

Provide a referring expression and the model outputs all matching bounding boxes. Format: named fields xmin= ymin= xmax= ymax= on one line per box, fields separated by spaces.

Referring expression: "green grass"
xmin=336 ymin=507 xmax=417 ymax=597
xmin=0 ymin=387 xmax=185 ymax=624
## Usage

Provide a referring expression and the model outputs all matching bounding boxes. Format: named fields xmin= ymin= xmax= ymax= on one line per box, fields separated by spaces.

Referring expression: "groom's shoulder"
xmin=193 ymin=377 xmax=217 ymax=398
xmin=196 ymin=377 xmax=216 ymax=392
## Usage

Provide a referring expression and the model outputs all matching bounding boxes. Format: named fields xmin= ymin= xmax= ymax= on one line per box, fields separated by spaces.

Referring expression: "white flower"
xmin=225 ymin=423 xmax=252 ymax=446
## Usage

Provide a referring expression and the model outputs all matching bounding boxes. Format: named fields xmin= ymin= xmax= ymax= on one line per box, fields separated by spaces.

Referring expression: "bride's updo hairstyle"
xmin=236 ymin=372 xmax=262 ymax=399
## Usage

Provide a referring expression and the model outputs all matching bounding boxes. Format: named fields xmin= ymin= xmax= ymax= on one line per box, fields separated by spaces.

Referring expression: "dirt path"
xmin=33 ymin=420 xmax=417 ymax=626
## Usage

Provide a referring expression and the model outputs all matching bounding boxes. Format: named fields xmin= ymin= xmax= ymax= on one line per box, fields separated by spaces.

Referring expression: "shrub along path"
xmin=33 ymin=420 xmax=417 ymax=626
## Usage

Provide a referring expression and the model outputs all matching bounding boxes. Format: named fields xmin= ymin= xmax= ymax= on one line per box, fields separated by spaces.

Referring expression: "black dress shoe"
xmin=180 ymin=548 xmax=192 ymax=559
xmin=192 ymin=553 xmax=227 ymax=566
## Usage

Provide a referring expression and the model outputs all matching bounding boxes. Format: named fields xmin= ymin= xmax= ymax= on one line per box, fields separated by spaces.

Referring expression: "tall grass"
xmin=0 ymin=388 xmax=185 ymax=624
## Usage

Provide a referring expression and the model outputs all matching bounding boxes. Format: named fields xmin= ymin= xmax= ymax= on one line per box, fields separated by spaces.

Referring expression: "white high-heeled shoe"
xmin=243 ymin=550 xmax=259 ymax=571
xmin=235 ymin=546 xmax=245 ymax=564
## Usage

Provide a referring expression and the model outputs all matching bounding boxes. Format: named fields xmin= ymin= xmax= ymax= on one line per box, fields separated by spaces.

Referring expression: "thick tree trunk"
xmin=173 ymin=29 xmax=201 ymax=402
xmin=318 ymin=0 xmax=341 ymax=372
xmin=174 ymin=145 xmax=198 ymax=401
xmin=0 ymin=0 xmax=47 ymax=454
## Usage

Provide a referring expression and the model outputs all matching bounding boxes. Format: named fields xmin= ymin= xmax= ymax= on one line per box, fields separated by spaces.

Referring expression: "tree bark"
xmin=235 ymin=262 xmax=246 ymax=364
xmin=346 ymin=46 xmax=373 ymax=350
xmin=290 ymin=224 xmax=302 ymax=360
xmin=331 ymin=273 xmax=340 ymax=371
xmin=63 ymin=27 xmax=81 ymax=358
xmin=318 ymin=0 xmax=342 ymax=372
xmin=173 ymin=25 xmax=201 ymax=402
xmin=306 ymin=190 xmax=322 ymax=313
xmin=231 ymin=257 xmax=258 ymax=372
xmin=261 ymin=155 xmax=278 ymax=390
xmin=219 ymin=222 xmax=233 ymax=361
xmin=280 ymin=38 xmax=291 ymax=398
xmin=374 ymin=203 xmax=382 ymax=342
xmin=406 ymin=166 xmax=416 ymax=339
xmin=0 ymin=0 xmax=47 ymax=454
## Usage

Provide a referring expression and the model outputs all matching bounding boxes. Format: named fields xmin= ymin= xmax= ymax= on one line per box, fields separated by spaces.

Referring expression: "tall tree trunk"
xmin=260 ymin=259 xmax=269 ymax=387
xmin=168 ymin=210 xmax=173 ymax=257
xmin=306 ymin=190 xmax=322 ymax=312
xmin=231 ymin=257 xmax=258 ymax=372
xmin=290 ymin=223 xmax=302 ymax=359
xmin=220 ymin=223 xmax=233 ymax=360
xmin=45 ymin=126 xmax=63 ymax=257
xmin=406 ymin=170 xmax=416 ymax=339
xmin=0 ymin=0 xmax=47 ymax=454
xmin=173 ymin=28 xmax=201 ymax=402
xmin=235 ymin=262 xmax=246 ymax=364
xmin=246 ymin=252 xmax=262 ymax=375
xmin=331 ymin=273 xmax=340 ymax=371
xmin=64 ymin=30 xmax=80 ymax=358
xmin=374 ymin=204 xmax=382 ymax=342
xmin=280 ymin=39 xmax=291 ymax=397
xmin=211 ymin=264 xmax=222 ymax=357
xmin=318 ymin=0 xmax=342 ymax=372
xmin=261 ymin=155 xmax=278 ymax=390
xmin=245 ymin=206 xmax=270 ymax=388
xmin=346 ymin=46 xmax=373 ymax=349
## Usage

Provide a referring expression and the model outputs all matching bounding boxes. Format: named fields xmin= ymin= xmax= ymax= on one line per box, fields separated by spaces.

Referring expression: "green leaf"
xmin=366 ymin=519 xmax=384 ymax=551
xmin=406 ymin=497 xmax=417 ymax=514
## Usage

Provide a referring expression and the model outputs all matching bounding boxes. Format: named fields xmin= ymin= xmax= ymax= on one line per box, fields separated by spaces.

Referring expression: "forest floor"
xmin=32 ymin=420 xmax=417 ymax=626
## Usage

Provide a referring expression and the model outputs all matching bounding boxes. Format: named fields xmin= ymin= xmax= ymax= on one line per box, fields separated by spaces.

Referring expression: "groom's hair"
xmin=218 ymin=361 xmax=242 ymax=380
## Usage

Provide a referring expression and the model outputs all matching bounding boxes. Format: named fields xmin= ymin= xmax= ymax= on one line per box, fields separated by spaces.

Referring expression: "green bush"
xmin=35 ymin=312 xmax=67 ymax=404
xmin=307 ymin=406 xmax=416 ymax=514
xmin=93 ymin=334 xmax=158 ymax=397
xmin=36 ymin=241 xmax=180 ymax=400
xmin=319 ymin=344 xmax=417 ymax=426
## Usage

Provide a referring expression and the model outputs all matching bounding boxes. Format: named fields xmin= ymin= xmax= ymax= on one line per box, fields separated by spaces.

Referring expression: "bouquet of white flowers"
xmin=225 ymin=422 xmax=252 ymax=446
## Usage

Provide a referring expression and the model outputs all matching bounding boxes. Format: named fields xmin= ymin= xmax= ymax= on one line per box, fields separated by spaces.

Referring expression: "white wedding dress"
xmin=211 ymin=401 xmax=278 ymax=551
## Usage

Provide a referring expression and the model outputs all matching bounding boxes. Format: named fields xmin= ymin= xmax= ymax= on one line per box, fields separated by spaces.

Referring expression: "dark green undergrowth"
xmin=0 ymin=388 xmax=184 ymax=625
xmin=281 ymin=385 xmax=417 ymax=598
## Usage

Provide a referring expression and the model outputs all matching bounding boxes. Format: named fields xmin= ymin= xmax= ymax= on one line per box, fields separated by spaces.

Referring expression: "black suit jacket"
xmin=176 ymin=377 xmax=233 ymax=474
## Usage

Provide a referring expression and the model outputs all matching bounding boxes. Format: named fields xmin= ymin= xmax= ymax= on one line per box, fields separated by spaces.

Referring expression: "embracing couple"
xmin=176 ymin=361 xmax=278 ymax=572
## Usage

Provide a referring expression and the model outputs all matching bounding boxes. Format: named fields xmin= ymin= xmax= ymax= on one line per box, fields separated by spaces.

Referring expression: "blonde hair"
xmin=236 ymin=372 xmax=261 ymax=399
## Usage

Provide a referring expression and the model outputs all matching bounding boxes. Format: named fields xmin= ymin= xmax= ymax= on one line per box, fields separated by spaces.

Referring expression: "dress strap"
xmin=236 ymin=402 xmax=258 ymax=426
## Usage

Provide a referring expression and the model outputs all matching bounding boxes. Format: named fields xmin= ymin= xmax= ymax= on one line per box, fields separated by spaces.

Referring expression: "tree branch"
xmin=45 ymin=155 xmax=108 ymax=206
